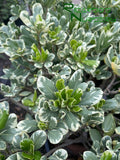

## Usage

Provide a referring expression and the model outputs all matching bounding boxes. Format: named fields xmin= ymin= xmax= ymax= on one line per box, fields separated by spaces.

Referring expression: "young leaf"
xmin=22 ymin=98 xmax=34 ymax=107
xmin=100 ymin=151 xmax=112 ymax=160
xmin=56 ymin=79 xmax=65 ymax=90
xmin=31 ymin=44 xmax=41 ymax=61
xmin=33 ymin=90 xmax=37 ymax=103
xmin=20 ymin=138 xmax=34 ymax=151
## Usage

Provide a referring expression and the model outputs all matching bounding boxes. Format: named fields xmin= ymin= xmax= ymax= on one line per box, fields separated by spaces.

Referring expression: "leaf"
xmin=82 ymin=60 xmax=99 ymax=67
xmin=111 ymin=62 xmax=120 ymax=76
xmin=34 ymin=151 xmax=42 ymax=160
xmin=41 ymin=48 xmax=48 ymax=62
xmin=102 ymin=98 xmax=118 ymax=111
xmin=0 ymin=101 xmax=9 ymax=112
xmin=33 ymin=90 xmax=37 ymax=102
xmin=31 ymin=43 xmax=41 ymax=61
xmin=68 ymin=70 xmax=83 ymax=90
xmin=17 ymin=120 xmax=38 ymax=133
xmin=115 ymin=127 xmax=120 ymax=135
xmin=49 ymin=117 xmax=57 ymax=129
xmin=64 ymin=111 xmax=80 ymax=131
xmin=102 ymin=114 xmax=116 ymax=135
xmin=80 ymin=88 xmax=103 ymax=105
xmin=20 ymin=11 xmax=31 ymax=26
xmin=56 ymin=122 xmax=68 ymax=135
xmin=83 ymin=151 xmax=98 ymax=160
xmin=0 ymin=110 xmax=9 ymax=130
xmin=5 ymin=113 xmax=17 ymax=128
xmin=12 ymin=132 xmax=29 ymax=148
xmin=37 ymin=76 xmax=56 ymax=99
xmin=56 ymin=79 xmax=65 ymax=90
xmin=22 ymin=152 xmax=34 ymax=159
xmin=100 ymin=151 xmax=112 ymax=160
xmin=0 ymin=140 xmax=6 ymax=150
xmin=89 ymin=128 xmax=101 ymax=143
xmin=22 ymin=98 xmax=34 ymax=107
xmin=32 ymin=3 xmax=43 ymax=20
xmin=71 ymin=105 xmax=82 ymax=112
xmin=20 ymin=138 xmax=34 ymax=151
xmin=52 ymin=149 xmax=68 ymax=160
xmin=0 ymin=128 xmax=19 ymax=143
xmin=6 ymin=153 xmax=17 ymax=160
xmin=31 ymin=130 xmax=47 ymax=150
xmin=48 ymin=129 xmax=63 ymax=144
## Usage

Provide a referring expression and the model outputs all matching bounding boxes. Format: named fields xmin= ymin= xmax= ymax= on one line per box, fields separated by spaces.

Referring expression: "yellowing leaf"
xmin=111 ymin=62 xmax=120 ymax=76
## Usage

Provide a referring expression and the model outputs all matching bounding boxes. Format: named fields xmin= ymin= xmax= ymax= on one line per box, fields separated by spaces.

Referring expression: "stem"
xmin=103 ymin=74 xmax=116 ymax=95
xmin=44 ymin=136 xmax=82 ymax=157
xmin=36 ymin=31 xmax=41 ymax=52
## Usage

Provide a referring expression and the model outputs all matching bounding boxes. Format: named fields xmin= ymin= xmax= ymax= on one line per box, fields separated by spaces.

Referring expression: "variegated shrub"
xmin=0 ymin=0 xmax=120 ymax=159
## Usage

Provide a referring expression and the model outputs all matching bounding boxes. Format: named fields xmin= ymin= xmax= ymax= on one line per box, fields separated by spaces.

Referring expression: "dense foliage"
xmin=0 ymin=0 xmax=120 ymax=159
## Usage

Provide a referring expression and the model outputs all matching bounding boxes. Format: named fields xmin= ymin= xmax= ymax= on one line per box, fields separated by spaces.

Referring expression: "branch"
xmin=113 ymin=80 xmax=120 ymax=86
xmin=104 ymin=88 xmax=120 ymax=95
xmin=103 ymin=74 xmax=116 ymax=95
xmin=44 ymin=136 xmax=83 ymax=157
xmin=9 ymin=98 xmax=34 ymax=116
xmin=0 ymin=97 xmax=8 ymax=102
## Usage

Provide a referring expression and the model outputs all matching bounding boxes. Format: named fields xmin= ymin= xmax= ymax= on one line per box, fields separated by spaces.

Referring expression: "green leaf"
xmin=22 ymin=152 xmax=34 ymax=160
xmin=17 ymin=120 xmax=38 ymax=133
xmin=82 ymin=60 xmax=99 ymax=67
xmin=80 ymin=88 xmax=103 ymax=105
xmin=49 ymin=117 xmax=57 ymax=129
xmin=0 ymin=153 xmax=5 ymax=160
xmin=0 ymin=128 xmax=19 ymax=143
xmin=32 ymin=3 xmax=43 ymax=20
xmin=102 ymin=99 xmax=118 ymax=111
xmin=33 ymin=90 xmax=37 ymax=102
xmin=115 ymin=127 xmax=120 ymax=135
xmin=37 ymin=76 xmax=56 ymax=99
xmin=52 ymin=149 xmax=68 ymax=160
xmin=64 ymin=111 xmax=80 ymax=131
xmin=31 ymin=130 xmax=47 ymax=150
xmin=31 ymin=44 xmax=41 ymax=61
xmin=34 ymin=151 xmax=41 ymax=160
xmin=72 ymin=88 xmax=83 ymax=104
xmin=41 ymin=47 xmax=48 ymax=62
xmin=83 ymin=151 xmax=98 ymax=160
xmin=100 ymin=151 xmax=112 ymax=160
xmin=89 ymin=128 xmax=102 ymax=143
xmin=0 ymin=140 xmax=6 ymax=150
xmin=20 ymin=11 xmax=31 ymax=26
xmin=70 ymin=39 xmax=80 ymax=51
xmin=102 ymin=114 xmax=116 ymax=136
xmin=0 ymin=110 xmax=9 ymax=130
xmin=71 ymin=105 xmax=82 ymax=112
xmin=68 ymin=70 xmax=83 ymax=90
xmin=20 ymin=138 xmax=34 ymax=151
xmin=6 ymin=153 xmax=17 ymax=160
xmin=56 ymin=79 xmax=65 ymax=90
xmin=22 ymin=98 xmax=34 ymax=107
xmin=48 ymin=129 xmax=63 ymax=144
xmin=12 ymin=132 xmax=29 ymax=148
xmin=5 ymin=113 xmax=17 ymax=128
